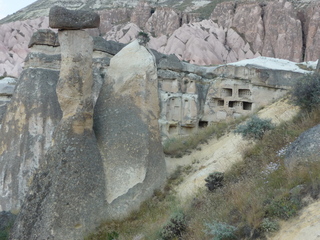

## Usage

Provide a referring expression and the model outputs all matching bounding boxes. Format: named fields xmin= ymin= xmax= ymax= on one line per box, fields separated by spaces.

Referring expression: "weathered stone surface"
xmin=262 ymin=0 xmax=303 ymax=62
xmin=1 ymin=0 xmax=319 ymax=78
xmin=304 ymin=2 xmax=320 ymax=61
xmin=94 ymin=40 xmax=166 ymax=218
xmin=98 ymin=8 xmax=131 ymax=35
xmin=0 ymin=67 xmax=62 ymax=212
xmin=0 ymin=17 xmax=49 ymax=77
xmin=145 ymin=7 xmax=180 ymax=37
xmin=93 ymin=37 xmax=125 ymax=55
xmin=49 ymin=6 xmax=100 ymax=30
xmin=211 ymin=1 xmax=235 ymax=28
xmin=231 ymin=3 xmax=264 ymax=53
xmin=130 ymin=1 xmax=152 ymax=29
xmin=28 ymin=29 xmax=59 ymax=48
xmin=285 ymin=124 xmax=320 ymax=168
xmin=10 ymin=30 xmax=106 ymax=240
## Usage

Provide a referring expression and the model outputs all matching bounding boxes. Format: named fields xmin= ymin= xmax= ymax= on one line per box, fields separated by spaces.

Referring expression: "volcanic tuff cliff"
xmin=1 ymin=0 xmax=320 ymax=78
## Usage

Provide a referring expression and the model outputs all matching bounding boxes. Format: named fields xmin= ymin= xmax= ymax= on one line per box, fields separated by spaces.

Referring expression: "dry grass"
xmin=163 ymin=117 xmax=245 ymax=157
xmin=87 ymin=108 xmax=320 ymax=240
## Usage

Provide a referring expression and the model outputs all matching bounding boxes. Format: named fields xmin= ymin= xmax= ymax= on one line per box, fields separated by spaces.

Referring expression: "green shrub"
xmin=0 ymin=230 xmax=8 ymax=240
xmin=259 ymin=218 xmax=279 ymax=233
xmin=234 ymin=116 xmax=274 ymax=140
xmin=106 ymin=231 xmax=119 ymax=240
xmin=205 ymin=172 xmax=224 ymax=191
xmin=267 ymin=197 xmax=301 ymax=220
xmin=160 ymin=211 xmax=187 ymax=240
xmin=291 ymin=73 xmax=320 ymax=112
xmin=205 ymin=221 xmax=237 ymax=240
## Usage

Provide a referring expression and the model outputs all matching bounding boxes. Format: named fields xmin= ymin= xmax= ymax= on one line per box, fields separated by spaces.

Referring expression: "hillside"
xmin=2 ymin=0 xmax=320 ymax=78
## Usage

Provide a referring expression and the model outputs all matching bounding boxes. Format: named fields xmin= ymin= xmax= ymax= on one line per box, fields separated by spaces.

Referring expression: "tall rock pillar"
xmin=94 ymin=39 xmax=167 ymax=219
xmin=10 ymin=7 xmax=106 ymax=240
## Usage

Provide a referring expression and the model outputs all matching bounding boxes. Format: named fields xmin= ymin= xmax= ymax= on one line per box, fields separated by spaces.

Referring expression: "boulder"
xmin=94 ymin=40 xmax=166 ymax=219
xmin=285 ymin=124 xmax=320 ymax=168
xmin=49 ymin=6 xmax=100 ymax=30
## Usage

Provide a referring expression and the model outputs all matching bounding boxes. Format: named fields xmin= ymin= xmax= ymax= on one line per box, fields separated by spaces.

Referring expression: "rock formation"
xmin=9 ymin=8 xmax=106 ymax=240
xmin=0 ymin=29 xmax=62 ymax=212
xmin=285 ymin=124 xmax=320 ymax=168
xmin=7 ymin=6 xmax=167 ymax=239
xmin=94 ymin=39 xmax=166 ymax=218
xmin=3 ymin=0 xmax=320 ymax=78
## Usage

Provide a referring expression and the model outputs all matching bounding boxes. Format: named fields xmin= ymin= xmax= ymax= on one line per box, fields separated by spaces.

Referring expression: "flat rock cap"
xmin=28 ymin=29 xmax=60 ymax=48
xmin=49 ymin=6 xmax=100 ymax=30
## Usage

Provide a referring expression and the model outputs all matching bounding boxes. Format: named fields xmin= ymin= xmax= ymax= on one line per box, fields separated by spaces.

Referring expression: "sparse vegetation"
xmin=87 ymin=104 xmax=320 ymax=240
xmin=205 ymin=221 xmax=237 ymax=240
xmin=234 ymin=115 xmax=275 ymax=140
xmin=137 ymin=31 xmax=150 ymax=45
xmin=291 ymin=73 xmax=320 ymax=112
xmin=163 ymin=117 xmax=244 ymax=157
xmin=160 ymin=211 xmax=187 ymax=240
xmin=205 ymin=172 xmax=224 ymax=191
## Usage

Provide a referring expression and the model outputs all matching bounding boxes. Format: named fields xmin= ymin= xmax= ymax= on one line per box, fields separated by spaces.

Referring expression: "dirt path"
xmin=268 ymin=200 xmax=320 ymax=240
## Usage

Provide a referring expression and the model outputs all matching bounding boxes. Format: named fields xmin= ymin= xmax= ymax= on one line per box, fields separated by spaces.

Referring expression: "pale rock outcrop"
xmin=163 ymin=20 xmax=256 ymax=65
xmin=145 ymin=7 xmax=181 ymax=37
xmin=130 ymin=1 xmax=152 ymax=29
xmin=262 ymin=0 xmax=303 ymax=62
xmin=10 ymin=9 xmax=106 ymax=240
xmin=94 ymin=39 xmax=166 ymax=218
xmin=231 ymin=2 xmax=264 ymax=53
xmin=105 ymin=22 xmax=142 ymax=44
xmin=211 ymin=1 xmax=235 ymax=28
xmin=0 ymin=17 xmax=49 ymax=77
xmin=304 ymin=2 xmax=320 ymax=61
xmin=98 ymin=8 xmax=131 ymax=35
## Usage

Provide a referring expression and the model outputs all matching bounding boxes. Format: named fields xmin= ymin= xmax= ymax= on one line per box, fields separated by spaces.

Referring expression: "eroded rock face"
xmin=304 ymin=2 xmax=320 ymax=61
xmin=0 ymin=17 xmax=49 ymax=77
xmin=0 ymin=63 xmax=62 ymax=212
xmin=231 ymin=3 xmax=264 ymax=53
xmin=145 ymin=7 xmax=181 ymax=37
xmin=10 ymin=28 xmax=106 ymax=240
xmin=94 ymin=40 xmax=166 ymax=218
xmin=285 ymin=124 xmax=320 ymax=168
xmin=262 ymin=0 xmax=303 ymax=62
xmin=1 ymin=0 xmax=319 ymax=79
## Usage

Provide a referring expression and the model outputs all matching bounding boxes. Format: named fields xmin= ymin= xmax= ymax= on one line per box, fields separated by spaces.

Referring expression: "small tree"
xmin=291 ymin=73 xmax=320 ymax=112
xmin=137 ymin=31 xmax=150 ymax=46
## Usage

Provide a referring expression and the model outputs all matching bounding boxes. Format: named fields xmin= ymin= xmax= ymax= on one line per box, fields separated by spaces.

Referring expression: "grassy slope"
xmin=86 ymin=102 xmax=320 ymax=240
